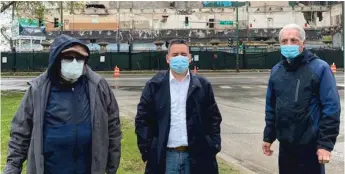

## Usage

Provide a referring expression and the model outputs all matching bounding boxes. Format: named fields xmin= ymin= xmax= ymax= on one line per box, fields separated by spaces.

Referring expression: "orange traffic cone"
xmin=330 ymin=62 xmax=336 ymax=75
xmin=114 ymin=66 xmax=120 ymax=78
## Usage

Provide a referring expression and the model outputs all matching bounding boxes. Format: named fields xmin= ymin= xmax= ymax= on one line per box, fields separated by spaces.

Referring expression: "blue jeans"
xmin=165 ymin=150 xmax=190 ymax=174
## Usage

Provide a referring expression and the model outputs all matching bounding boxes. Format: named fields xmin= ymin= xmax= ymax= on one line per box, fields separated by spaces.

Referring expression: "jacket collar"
xmin=84 ymin=65 xmax=102 ymax=85
xmin=281 ymin=49 xmax=307 ymax=71
xmin=169 ymin=69 xmax=190 ymax=83
xmin=154 ymin=69 xmax=202 ymax=112
xmin=153 ymin=69 xmax=201 ymax=89
xmin=165 ymin=69 xmax=202 ymax=99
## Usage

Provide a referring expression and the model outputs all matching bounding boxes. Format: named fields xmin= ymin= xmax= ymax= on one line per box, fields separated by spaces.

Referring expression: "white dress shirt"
xmin=167 ymin=70 xmax=190 ymax=148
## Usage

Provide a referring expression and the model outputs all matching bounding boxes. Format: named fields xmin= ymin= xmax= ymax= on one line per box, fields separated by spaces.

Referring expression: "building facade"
xmin=44 ymin=1 xmax=343 ymax=31
xmin=6 ymin=1 xmax=344 ymax=51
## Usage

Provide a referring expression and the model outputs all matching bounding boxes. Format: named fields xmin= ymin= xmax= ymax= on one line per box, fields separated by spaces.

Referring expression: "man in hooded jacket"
xmin=262 ymin=24 xmax=341 ymax=174
xmin=3 ymin=34 xmax=122 ymax=174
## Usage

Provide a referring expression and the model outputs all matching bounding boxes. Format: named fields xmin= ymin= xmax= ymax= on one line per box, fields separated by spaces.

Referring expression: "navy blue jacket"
xmin=135 ymin=70 xmax=222 ymax=174
xmin=43 ymin=35 xmax=92 ymax=174
xmin=263 ymin=49 xmax=341 ymax=152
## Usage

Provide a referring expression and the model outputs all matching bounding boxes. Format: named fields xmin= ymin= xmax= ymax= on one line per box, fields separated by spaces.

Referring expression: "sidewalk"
xmin=114 ymin=89 xmax=258 ymax=174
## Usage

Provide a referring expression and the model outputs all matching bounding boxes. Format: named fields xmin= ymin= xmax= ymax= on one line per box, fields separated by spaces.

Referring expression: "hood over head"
xmin=47 ymin=34 xmax=90 ymax=82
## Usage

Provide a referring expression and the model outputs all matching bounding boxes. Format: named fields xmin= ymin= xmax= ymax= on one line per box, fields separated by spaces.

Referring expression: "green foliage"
xmin=1 ymin=1 xmax=85 ymax=20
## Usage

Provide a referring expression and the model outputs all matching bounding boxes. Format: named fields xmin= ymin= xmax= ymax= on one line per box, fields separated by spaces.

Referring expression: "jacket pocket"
xmin=205 ymin=135 xmax=217 ymax=155
xmin=294 ymin=79 xmax=301 ymax=102
xmin=144 ymin=138 xmax=157 ymax=163
xmin=275 ymin=110 xmax=294 ymax=143
xmin=291 ymin=110 xmax=315 ymax=144
xmin=298 ymin=115 xmax=317 ymax=144
xmin=150 ymin=137 xmax=158 ymax=150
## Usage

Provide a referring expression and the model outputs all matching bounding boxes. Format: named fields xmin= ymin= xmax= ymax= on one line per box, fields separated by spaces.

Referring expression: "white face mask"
xmin=61 ymin=59 xmax=84 ymax=82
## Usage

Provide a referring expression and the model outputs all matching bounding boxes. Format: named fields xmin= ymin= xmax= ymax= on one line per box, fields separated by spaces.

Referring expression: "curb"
xmin=217 ymin=153 xmax=258 ymax=174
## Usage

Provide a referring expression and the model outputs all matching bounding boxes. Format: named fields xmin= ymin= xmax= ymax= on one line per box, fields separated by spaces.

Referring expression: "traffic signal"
xmin=165 ymin=40 xmax=169 ymax=48
xmin=228 ymin=38 xmax=233 ymax=47
xmin=185 ymin=16 xmax=189 ymax=26
xmin=239 ymin=39 xmax=243 ymax=46
xmin=54 ymin=18 xmax=59 ymax=28
xmin=38 ymin=19 xmax=43 ymax=27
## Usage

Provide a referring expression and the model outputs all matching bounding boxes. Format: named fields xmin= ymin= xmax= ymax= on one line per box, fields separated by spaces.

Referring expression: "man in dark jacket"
xmin=135 ymin=39 xmax=222 ymax=174
xmin=262 ymin=24 xmax=341 ymax=174
xmin=3 ymin=34 xmax=122 ymax=174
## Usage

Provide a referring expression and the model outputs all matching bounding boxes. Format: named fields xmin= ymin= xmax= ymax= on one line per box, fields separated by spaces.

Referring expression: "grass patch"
xmin=1 ymin=91 xmax=237 ymax=174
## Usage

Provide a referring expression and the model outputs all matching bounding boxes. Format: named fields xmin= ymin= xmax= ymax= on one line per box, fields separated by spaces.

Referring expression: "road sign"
xmin=219 ymin=20 xmax=233 ymax=25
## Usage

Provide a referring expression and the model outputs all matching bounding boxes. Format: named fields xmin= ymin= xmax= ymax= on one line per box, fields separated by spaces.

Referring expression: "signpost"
xmin=179 ymin=4 xmax=240 ymax=72
xmin=236 ymin=2 xmax=239 ymax=72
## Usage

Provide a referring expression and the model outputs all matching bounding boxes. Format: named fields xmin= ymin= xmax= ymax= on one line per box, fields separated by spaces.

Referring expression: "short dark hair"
xmin=167 ymin=39 xmax=189 ymax=54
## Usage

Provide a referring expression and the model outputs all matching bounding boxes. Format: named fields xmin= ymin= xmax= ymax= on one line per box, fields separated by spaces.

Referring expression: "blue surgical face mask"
xmin=280 ymin=45 xmax=300 ymax=59
xmin=169 ymin=55 xmax=189 ymax=74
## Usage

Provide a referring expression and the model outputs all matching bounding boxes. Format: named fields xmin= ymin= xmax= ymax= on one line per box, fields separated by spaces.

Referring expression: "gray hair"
xmin=279 ymin=24 xmax=306 ymax=41
xmin=167 ymin=39 xmax=189 ymax=54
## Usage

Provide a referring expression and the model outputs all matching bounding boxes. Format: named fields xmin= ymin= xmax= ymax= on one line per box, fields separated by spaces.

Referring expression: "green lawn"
xmin=1 ymin=91 xmax=238 ymax=174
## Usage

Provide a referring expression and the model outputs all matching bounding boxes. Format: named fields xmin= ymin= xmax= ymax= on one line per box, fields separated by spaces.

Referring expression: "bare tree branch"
xmin=1 ymin=1 xmax=15 ymax=13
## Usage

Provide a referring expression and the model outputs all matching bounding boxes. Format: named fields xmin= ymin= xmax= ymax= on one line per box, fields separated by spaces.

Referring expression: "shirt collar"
xmin=169 ymin=70 xmax=190 ymax=82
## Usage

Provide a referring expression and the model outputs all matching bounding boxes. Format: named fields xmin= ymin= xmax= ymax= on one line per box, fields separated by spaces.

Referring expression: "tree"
xmin=1 ymin=1 xmax=85 ymax=17
xmin=0 ymin=1 xmax=84 ymax=50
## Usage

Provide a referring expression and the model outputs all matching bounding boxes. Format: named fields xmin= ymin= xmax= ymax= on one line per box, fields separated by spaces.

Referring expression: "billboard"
xmin=17 ymin=18 xmax=46 ymax=37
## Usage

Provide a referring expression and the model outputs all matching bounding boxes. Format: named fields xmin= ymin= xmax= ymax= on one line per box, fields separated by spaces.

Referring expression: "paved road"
xmin=1 ymin=73 xmax=344 ymax=174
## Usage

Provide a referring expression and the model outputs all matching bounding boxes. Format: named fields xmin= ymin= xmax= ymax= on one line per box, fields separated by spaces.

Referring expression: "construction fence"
xmin=1 ymin=49 xmax=343 ymax=72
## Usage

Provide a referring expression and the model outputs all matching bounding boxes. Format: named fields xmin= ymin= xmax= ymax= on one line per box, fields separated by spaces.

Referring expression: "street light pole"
xmin=117 ymin=1 xmax=120 ymax=52
xmin=236 ymin=2 xmax=239 ymax=72
xmin=342 ymin=1 xmax=345 ymax=60
xmin=60 ymin=1 xmax=63 ymax=34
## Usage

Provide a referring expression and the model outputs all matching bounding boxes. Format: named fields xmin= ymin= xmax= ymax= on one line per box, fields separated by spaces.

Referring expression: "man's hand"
xmin=262 ymin=142 xmax=274 ymax=156
xmin=317 ymin=149 xmax=331 ymax=164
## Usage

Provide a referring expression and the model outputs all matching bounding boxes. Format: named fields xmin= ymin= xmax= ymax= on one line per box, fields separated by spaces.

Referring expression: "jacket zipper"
xmin=75 ymin=126 xmax=78 ymax=174
xmin=294 ymin=79 xmax=300 ymax=102
xmin=72 ymin=87 xmax=78 ymax=174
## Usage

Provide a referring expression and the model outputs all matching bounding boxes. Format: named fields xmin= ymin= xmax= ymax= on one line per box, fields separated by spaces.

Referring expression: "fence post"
xmin=99 ymin=42 xmax=109 ymax=70
xmin=31 ymin=49 xmax=34 ymax=71
xmin=11 ymin=47 xmax=16 ymax=72
xmin=210 ymin=39 xmax=220 ymax=70
xmin=266 ymin=39 xmax=278 ymax=69
xmin=128 ymin=42 xmax=132 ymax=70
xmin=242 ymin=44 xmax=246 ymax=69
xmin=41 ymin=41 xmax=51 ymax=71
xmin=154 ymin=40 xmax=165 ymax=70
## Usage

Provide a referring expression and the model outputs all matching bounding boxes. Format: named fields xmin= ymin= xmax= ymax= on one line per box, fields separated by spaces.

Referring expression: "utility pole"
xmin=12 ymin=2 xmax=16 ymax=72
xmin=342 ymin=1 xmax=344 ymax=61
xmin=60 ymin=1 xmax=63 ymax=34
xmin=236 ymin=2 xmax=239 ymax=73
xmin=10 ymin=2 xmax=15 ymax=50
xmin=117 ymin=1 xmax=120 ymax=52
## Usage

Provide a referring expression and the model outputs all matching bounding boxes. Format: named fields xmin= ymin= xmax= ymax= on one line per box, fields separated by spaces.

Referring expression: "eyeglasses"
xmin=61 ymin=56 xmax=86 ymax=62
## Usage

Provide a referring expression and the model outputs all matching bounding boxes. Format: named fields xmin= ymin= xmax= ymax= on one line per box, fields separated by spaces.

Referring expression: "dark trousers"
xmin=279 ymin=143 xmax=325 ymax=174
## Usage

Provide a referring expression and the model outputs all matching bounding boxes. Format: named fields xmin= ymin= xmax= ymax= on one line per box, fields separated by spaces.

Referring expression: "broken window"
xmin=208 ymin=19 xmax=214 ymax=28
